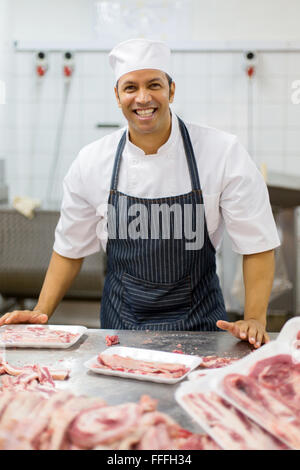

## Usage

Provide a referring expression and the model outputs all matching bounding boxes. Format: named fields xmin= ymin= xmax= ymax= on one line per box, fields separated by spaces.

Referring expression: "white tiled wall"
xmin=1 ymin=49 xmax=300 ymax=207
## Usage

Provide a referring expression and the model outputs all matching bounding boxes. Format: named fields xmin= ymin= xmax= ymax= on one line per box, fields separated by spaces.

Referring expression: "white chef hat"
xmin=109 ymin=38 xmax=172 ymax=82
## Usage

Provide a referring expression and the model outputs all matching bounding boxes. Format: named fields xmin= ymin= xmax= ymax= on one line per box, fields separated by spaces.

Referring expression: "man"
xmin=0 ymin=39 xmax=280 ymax=348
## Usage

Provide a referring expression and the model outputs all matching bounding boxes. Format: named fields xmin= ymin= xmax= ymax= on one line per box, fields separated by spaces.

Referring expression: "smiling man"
xmin=115 ymin=70 xmax=175 ymax=154
xmin=0 ymin=38 xmax=280 ymax=348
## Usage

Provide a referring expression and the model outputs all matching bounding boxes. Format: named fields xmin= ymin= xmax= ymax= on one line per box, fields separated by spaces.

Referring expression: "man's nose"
xmin=136 ymin=88 xmax=151 ymax=104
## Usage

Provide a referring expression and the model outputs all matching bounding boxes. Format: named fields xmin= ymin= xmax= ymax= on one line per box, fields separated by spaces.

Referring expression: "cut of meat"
xmin=95 ymin=353 xmax=190 ymax=379
xmin=199 ymin=356 xmax=239 ymax=369
xmin=68 ymin=402 xmax=141 ymax=449
xmin=46 ymin=395 xmax=107 ymax=450
xmin=0 ymin=391 xmax=217 ymax=450
xmin=182 ymin=391 xmax=288 ymax=450
xmin=223 ymin=373 xmax=300 ymax=449
xmin=0 ymin=356 xmax=70 ymax=395
xmin=249 ymin=354 xmax=300 ymax=416
xmin=105 ymin=335 xmax=119 ymax=346
xmin=0 ymin=326 xmax=79 ymax=345
xmin=178 ymin=434 xmax=221 ymax=450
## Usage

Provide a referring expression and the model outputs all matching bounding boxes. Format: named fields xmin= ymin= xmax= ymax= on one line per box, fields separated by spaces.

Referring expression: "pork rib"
xmin=223 ymin=373 xmax=300 ymax=449
xmin=182 ymin=391 xmax=287 ymax=450
xmin=0 ymin=326 xmax=79 ymax=345
xmin=95 ymin=353 xmax=189 ymax=378
xmin=249 ymin=354 xmax=300 ymax=415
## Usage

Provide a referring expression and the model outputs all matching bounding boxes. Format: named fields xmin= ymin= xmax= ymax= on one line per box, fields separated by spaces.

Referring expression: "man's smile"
xmin=133 ymin=107 xmax=158 ymax=119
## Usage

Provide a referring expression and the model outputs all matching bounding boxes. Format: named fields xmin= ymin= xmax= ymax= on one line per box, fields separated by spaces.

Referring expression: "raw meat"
xmin=0 ymin=392 xmax=219 ymax=450
xmin=105 ymin=335 xmax=119 ymax=346
xmin=182 ymin=391 xmax=288 ymax=450
xmin=95 ymin=353 xmax=190 ymax=378
xmin=249 ymin=354 xmax=300 ymax=414
xmin=68 ymin=402 xmax=141 ymax=448
xmin=199 ymin=356 xmax=239 ymax=369
xmin=0 ymin=355 xmax=70 ymax=395
xmin=223 ymin=373 xmax=300 ymax=449
xmin=0 ymin=326 xmax=79 ymax=345
xmin=179 ymin=434 xmax=221 ymax=450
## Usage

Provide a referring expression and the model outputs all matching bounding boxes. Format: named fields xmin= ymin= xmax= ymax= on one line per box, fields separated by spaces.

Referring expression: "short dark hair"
xmin=116 ymin=72 xmax=173 ymax=94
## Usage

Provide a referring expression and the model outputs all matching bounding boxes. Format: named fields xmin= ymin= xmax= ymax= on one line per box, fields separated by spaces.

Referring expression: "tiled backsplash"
xmin=1 ymin=49 xmax=300 ymax=206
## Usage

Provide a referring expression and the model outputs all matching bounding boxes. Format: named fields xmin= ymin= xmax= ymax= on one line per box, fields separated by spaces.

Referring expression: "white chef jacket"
xmin=53 ymin=113 xmax=280 ymax=259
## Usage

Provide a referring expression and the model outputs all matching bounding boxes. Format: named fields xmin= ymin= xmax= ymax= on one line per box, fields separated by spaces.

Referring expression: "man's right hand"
xmin=0 ymin=310 xmax=48 ymax=326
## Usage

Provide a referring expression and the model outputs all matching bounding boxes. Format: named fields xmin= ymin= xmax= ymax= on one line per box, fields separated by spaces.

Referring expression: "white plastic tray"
xmin=0 ymin=324 xmax=87 ymax=349
xmin=84 ymin=346 xmax=203 ymax=384
xmin=209 ymin=341 xmax=298 ymax=449
xmin=187 ymin=367 xmax=221 ymax=381
xmin=276 ymin=316 xmax=300 ymax=349
xmin=175 ymin=371 xmax=288 ymax=450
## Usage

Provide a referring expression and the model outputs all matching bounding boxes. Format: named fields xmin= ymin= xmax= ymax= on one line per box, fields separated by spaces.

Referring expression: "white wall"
xmin=12 ymin=0 xmax=95 ymax=42
xmin=11 ymin=0 xmax=300 ymax=42
xmin=0 ymin=0 xmax=13 ymax=178
xmin=191 ymin=0 xmax=300 ymax=40
xmin=1 ymin=0 xmax=300 ymax=206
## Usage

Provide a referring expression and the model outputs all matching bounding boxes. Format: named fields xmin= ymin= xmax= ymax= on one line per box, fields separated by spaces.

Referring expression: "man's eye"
xmin=124 ymin=86 xmax=135 ymax=91
xmin=150 ymin=83 xmax=161 ymax=88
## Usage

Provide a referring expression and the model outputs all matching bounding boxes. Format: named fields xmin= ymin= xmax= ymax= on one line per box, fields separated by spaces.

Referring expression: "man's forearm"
xmin=34 ymin=251 xmax=84 ymax=319
xmin=242 ymin=249 xmax=275 ymax=326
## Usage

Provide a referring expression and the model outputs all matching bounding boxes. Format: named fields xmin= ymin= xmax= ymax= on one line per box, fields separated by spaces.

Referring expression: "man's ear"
xmin=169 ymin=81 xmax=175 ymax=103
xmin=114 ymin=86 xmax=122 ymax=108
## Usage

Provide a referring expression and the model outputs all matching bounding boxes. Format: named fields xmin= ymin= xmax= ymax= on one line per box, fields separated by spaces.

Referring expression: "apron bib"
xmin=100 ymin=116 xmax=227 ymax=330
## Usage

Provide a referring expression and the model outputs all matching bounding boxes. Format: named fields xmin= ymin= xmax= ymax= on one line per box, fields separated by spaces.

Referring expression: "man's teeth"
xmin=135 ymin=108 xmax=155 ymax=116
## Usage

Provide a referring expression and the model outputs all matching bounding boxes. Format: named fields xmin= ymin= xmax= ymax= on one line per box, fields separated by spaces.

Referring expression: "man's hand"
xmin=216 ymin=319 xmax=270 ymax=348
xmin=0 ymin=310 xmax=48 ymax=326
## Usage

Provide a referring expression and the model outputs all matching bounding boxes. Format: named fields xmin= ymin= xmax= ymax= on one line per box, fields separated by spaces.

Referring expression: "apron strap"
xmin=110 ymin=116 xmax=202 ymax=192
xmin=110 ymin=131 xmax=127 ymax=191
xmin=177 ymin=116 xmax=201 ymax=191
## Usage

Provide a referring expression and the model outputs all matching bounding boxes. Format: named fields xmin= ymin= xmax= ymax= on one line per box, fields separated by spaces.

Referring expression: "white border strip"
xmin=13 ymin=39 xmax=300 ymax=53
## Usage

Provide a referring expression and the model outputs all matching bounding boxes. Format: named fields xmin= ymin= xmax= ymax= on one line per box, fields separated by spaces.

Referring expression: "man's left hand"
xmin=216 ymin=319 xmax=270 ymax=348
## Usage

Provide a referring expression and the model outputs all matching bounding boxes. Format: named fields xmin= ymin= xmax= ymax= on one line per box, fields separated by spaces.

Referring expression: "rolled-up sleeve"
xmin=220 ymin=138 xmax=280 ymax=255
xmin=53 ymin=157 xmax=101 ymax=259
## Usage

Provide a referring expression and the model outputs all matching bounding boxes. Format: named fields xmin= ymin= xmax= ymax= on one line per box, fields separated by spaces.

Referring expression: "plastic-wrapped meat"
xmin=105 ymin=335 xmax=119 ymax=346
xmin=95 ymin=353 xmax=190 ymax=378
xmin=182 ymin=391 xmax=288 ymax=450
xmin=223 ymin=373 xmax=300 ymax=449
xmin=249 ymin=354 xmax=300 ymax=416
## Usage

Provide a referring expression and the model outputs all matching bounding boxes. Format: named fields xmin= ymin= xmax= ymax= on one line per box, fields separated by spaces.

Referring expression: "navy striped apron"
xmin=100 ymin=116 xmax=227 ymax=330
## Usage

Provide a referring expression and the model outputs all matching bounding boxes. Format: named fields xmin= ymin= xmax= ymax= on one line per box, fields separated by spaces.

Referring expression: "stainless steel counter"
xmin=3 ymin=329 xmax=278 ymax=433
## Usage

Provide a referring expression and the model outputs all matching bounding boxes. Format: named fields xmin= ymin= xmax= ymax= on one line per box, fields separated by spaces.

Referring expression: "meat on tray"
xmin=94 ymin=353 xmax=190 ymax=378
xmin=199 ymin=356 xmax=239 ymax=369
xmin=182 ymin=391 xmax=288 ymax=450
xmin=0 ymin=326 xmax=79 ymax=344
xmin=0 ymin=391 xmax=220 ymax=450
xmin=105 ymin=335 xmax=119 ymax=347
xmin=0 ymin=354 xmax=70 ymax=396
xmin=223 ymin=372 xmax=300 ymax=449
xmin=248 ymin=354 xmax=300 ymax=415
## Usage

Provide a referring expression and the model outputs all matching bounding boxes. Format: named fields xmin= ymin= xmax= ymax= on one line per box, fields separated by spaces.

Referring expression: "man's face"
xmin=114 ymin=69 xmax=175 ymax=135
